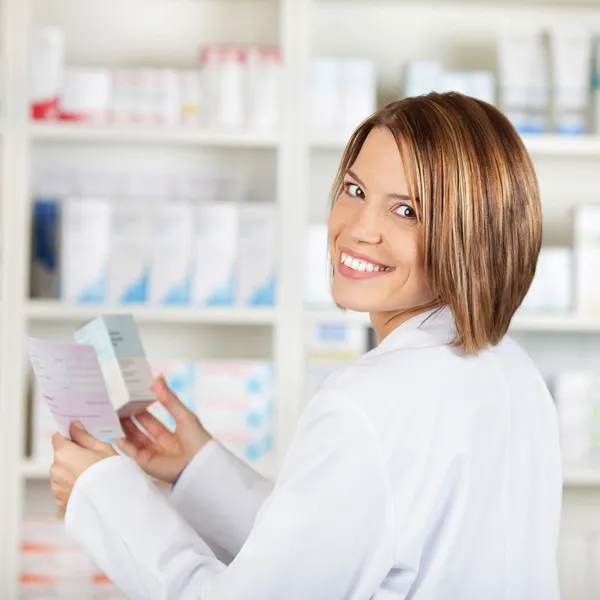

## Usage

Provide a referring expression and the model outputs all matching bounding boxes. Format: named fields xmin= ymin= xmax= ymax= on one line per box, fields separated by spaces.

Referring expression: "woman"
xmin=50 ymin=92 xmax=562 ymax=599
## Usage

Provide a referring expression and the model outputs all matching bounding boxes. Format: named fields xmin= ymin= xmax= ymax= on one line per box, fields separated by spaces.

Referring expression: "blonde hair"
xmin=330 ymin=92 xmax=542 ymax=355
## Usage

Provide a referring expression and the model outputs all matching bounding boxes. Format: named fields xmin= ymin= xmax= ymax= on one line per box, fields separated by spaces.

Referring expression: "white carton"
xmin=237 ymin=203 xmax=277 ymax=307
xmin=59 ymin=67 xmax=112 ymax=124
xmin=108 ymin=200 xmax=150 ymax=304
xmin=150 ymin=201 xmax=194 ymax=305
xmin=60 ymin=199 xmax=111 ymax=303
xmin=29 ymin=27 xmax=65 ymax=120
xmin=575 ymin=205 xmax=600 ymax=314
xmin=520 ymin=247 xmax=572 ymax=314
xmin=305 ymin=223 xmax=333 ymax=307
xmin=192 ymin=202 xmax=238 ymax=306
xmin=246 ymin=47 xmax=281 ymax=130
xmin=339 ymin=58 xmax=376 ymax=132
xmin=195 ymin=361 xmax=275 ymax=473
xmin=74 ymin=314 xmax=156 ymax=418
xmin=309 ymin=57 xmax=340 ymax=131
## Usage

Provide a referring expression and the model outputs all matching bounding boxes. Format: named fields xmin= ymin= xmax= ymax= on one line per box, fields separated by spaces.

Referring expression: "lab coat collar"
xmin=365 ymin=306 xmax=456 ymax=359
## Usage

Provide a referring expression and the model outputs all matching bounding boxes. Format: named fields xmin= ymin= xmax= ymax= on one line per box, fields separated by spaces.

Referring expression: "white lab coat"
xmin=65 ymin=307 xmax=562 ymax=600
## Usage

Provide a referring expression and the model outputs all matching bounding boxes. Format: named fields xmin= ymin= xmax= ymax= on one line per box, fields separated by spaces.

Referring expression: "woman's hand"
xmin=114 ymin=375 xmax=212 ymax=484
xmin=50 ymin=422 xmax=118 ymax=511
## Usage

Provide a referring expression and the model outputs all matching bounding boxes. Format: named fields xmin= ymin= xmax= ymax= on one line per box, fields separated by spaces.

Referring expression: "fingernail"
xmin=73 ymin=420 xmax=84 ymax=430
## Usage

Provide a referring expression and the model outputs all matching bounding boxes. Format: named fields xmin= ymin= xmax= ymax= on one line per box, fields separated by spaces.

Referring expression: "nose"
xmin=348 ymin=200 xmax=383 ymax=246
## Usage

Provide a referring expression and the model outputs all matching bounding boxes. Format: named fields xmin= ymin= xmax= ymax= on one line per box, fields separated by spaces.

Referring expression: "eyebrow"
xmin=346 ymin=168 xmax=418 ymax=203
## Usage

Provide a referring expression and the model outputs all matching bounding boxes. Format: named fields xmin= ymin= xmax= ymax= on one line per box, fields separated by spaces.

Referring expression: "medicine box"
xmin=192 ymin=202 xmax=238 ymax=306
xmin=574 ymin=205 xmax=600 ymax=314
xmin=74 ymin=315 xmax=156 ymax=418
xmin=60 ymin=198 xmax=111 ymax=304
xmin=237 ymin=203 xmax=277 ymax=307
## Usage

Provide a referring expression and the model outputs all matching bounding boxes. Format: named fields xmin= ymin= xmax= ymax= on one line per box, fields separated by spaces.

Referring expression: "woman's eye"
xmin=394 ymin=204 xmax=415 ymax=218
xmin=344 ymin=182 xmax=365 ymax=199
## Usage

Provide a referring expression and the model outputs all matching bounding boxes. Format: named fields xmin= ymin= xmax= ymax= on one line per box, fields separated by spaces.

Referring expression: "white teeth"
xmin=340 ymin=252 xmax=391 ymax=273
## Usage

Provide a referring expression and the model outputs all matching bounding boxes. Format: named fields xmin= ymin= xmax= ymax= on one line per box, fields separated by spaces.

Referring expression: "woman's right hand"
xmin=115 ymin=375 xmax=212 ymax=484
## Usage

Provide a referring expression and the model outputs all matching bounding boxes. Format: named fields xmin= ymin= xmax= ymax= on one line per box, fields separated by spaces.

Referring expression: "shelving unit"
xmin=29 ymin=122 xmax=281 ymax=148
xmin=1 ymin=0 xmax=600 ymax=598
xmin=24 ymin=301 xmax=277 ymax=325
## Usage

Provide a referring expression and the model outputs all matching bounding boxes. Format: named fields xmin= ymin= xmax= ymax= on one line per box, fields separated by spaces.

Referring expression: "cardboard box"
xmin=74 ymin=315 xmax=155 ymax=418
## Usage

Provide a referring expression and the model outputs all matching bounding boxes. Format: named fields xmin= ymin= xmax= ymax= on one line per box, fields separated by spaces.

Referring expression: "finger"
xmin=114 ymin=436 xmax=140 ymax=459
xmin=135 ymin=411 xmax=171 ymax=440
xmin=122 ymin=418 xmax=153 ymax=450
xmin=51 ymin=432 xmax=69 ymax=450
xmin=151 ymin=375 xmax=192 ymax=425
xmin=69 ymin=421 xmax=111 ymax=453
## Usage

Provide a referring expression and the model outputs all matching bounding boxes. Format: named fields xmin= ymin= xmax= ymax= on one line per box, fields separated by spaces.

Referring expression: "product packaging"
xmin=195 ymin=361 xmax=275 ymax=473
xmin=403 ymin=60 xmax=444 ymax=97
xmin=237 ymin=203 xmax=277 ymax=307
xmin=339 ymin=58 xmax=377 ymax=132
xmin=192 ymin=202 xmax=239 ymax=306
xmin=550 ymin=27 xmax=592 ymax=134
xmin=59 ymin=67 xmax=112 ymax=123
xmin=29 ymin=27 xmax=65 ymax=120
xmin=574 ymin=205 xmax=600 ymax=314
xmin=108 ymin=200 xmax=151 ymax=304
xmin=519 ymin=247 xmax=573 ymax=314
xmin=149 ymin=201 xmax=194 ymax=305
xmin=31 ymin=199 xmax=61 ymax=299
xmin=246 ymin=47 xmax=281 ymax=130
xmin=309 ymin=57 xmax=340 ymax=131
xmin=305 ymin=223 xmax=333 ymax=307
xmin=180 ymin=69 xmax=204 ymax=126
xmin=75 ymin=314 xmax=156 ymax=418
xmin=60 ymin=199 xmax=111 ymax=303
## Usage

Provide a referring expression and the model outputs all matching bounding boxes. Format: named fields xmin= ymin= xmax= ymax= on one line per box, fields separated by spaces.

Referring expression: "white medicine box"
xmin=74 ymin=315 xmax=156 ymax=418
xmin=575 ymin=205 xmax=600 ymax=314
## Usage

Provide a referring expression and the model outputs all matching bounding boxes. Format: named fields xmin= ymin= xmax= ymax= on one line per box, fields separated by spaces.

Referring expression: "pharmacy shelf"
xmin=311 ymin=133 xmax=600 ymax=158
xmin=563 ymin=466 xmax=600 ymax=487
xmin=20 ymin=460 xmax=51 ymax=480
xmin=305 ymin=309 xmax=600 ymax=333
xmin=25 ymin=301 xmax=277 ymax=325
xmin=29 ymin=123 xmax=281 ymax=148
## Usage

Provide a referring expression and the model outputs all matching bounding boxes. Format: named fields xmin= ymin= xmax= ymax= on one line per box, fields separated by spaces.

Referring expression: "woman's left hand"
xmin=50 ymin=421 xmax=118 ymax=511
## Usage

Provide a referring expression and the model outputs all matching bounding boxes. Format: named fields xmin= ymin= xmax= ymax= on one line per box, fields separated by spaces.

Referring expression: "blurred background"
xmin=0 ymin=0 xmax=599 ymax=598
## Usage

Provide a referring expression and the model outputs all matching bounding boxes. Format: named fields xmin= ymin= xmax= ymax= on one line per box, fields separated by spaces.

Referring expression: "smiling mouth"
xmin=339 ymin=252 xmax=393 ymax=273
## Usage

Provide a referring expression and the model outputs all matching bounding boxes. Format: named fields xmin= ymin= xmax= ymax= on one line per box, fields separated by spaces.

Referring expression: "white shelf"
xmin=29 ymin=123 xmax=280 ymax=148
xmin=311 ymin=133 xmax=600 ymax=158
xmin=563 ymin=466 xmax=600 ymax=487
xmin=20 ymin=460 xmax=51 ymax=480
xmin=305 ymin=309 xmax=600 ymax=333
xmin=25 ymin=301 xmax=276 ymax=325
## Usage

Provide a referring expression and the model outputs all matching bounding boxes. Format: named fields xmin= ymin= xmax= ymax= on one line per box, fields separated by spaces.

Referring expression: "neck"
xmin=370 ymin=302 xmax=440 ymax=344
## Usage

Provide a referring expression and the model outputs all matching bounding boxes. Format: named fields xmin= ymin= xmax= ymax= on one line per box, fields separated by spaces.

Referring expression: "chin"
xmin=331 ymin=288 xmax=378 ymax=313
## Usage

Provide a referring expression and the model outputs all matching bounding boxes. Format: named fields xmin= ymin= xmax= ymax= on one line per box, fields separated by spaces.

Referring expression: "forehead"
xmin=350 ymin=127 xmax=409 ymax=194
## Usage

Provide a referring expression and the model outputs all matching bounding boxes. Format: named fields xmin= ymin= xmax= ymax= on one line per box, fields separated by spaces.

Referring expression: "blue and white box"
xmin=61 ymin=199 xmax=111 ymax=303
xmin=148 ymin=359 xmax=196 ymax=431
xmin=31 ymin=199 xmax=61 ymax=299
xmin=150 ymin=201 xmax=194 ymax=305
xmin=192 ymin=202 xmax=238 ymax=306
xmin=108 ymin=200 xmax=151 ymax=304
xmin=75 ymin=314 xmax=156 ymax=418
xmin=237 ymin=203 xmax=277 ymax=307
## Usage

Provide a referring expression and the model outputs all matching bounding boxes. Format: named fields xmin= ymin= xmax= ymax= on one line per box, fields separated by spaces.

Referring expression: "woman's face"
xmin=329 ymin=127 xmax=435 ymax=314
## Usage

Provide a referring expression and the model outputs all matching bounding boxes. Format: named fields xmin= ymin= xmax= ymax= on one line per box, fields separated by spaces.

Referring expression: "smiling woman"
xmin=52 ymin=92 xmax=561 ymax=600
xmin=328 ymin=94 xmax=542 ymax=352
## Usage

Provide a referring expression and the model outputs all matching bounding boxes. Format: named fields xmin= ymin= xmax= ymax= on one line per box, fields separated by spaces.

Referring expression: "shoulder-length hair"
xmin=330 ymin=93 xmax=542 ymax=355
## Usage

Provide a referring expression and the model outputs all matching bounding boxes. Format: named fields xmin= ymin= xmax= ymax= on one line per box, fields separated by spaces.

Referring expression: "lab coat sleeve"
xmin=169 ymin=440 xmax=274 ymax=564
xmin=64 ymin=392 xmax=396 ymax=600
